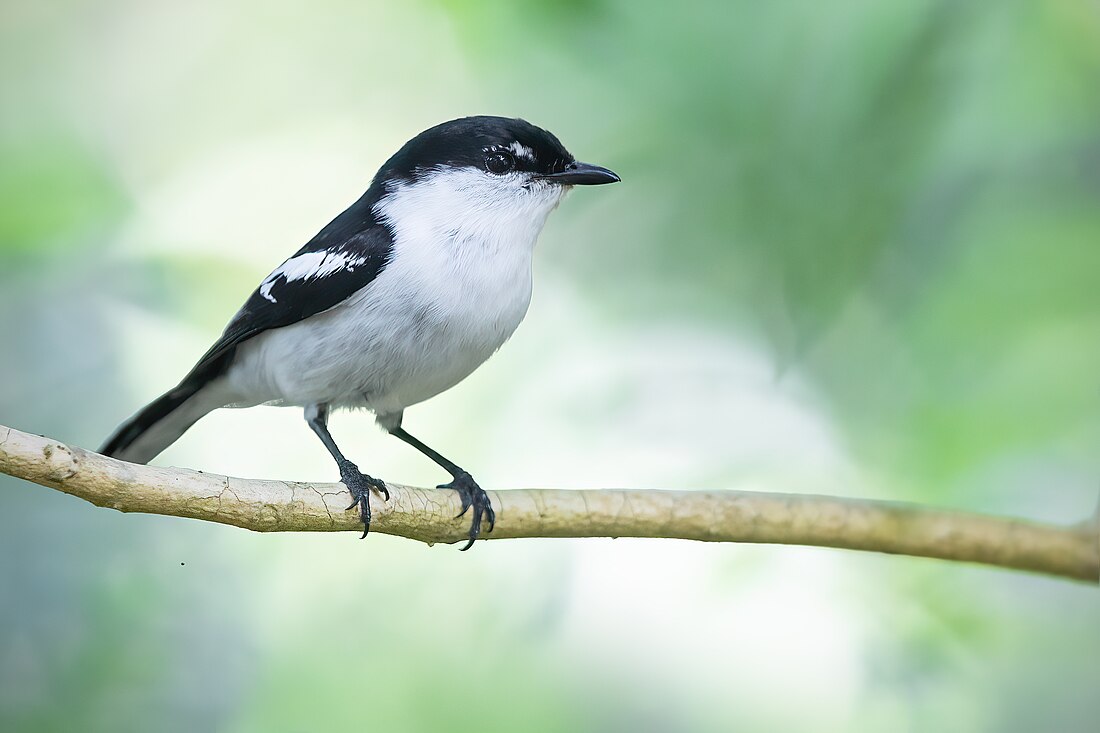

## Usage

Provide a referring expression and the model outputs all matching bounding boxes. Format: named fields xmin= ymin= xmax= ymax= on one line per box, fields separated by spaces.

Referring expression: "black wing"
xmin=99 ymin=189 xmax=393 ymax=460
xmin=184 ymin=193 xmax=394 ymax=385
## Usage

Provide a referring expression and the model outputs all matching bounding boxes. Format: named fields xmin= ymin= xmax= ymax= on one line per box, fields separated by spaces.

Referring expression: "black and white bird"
xmin=100 ymin=116 xmax=619 ymax=549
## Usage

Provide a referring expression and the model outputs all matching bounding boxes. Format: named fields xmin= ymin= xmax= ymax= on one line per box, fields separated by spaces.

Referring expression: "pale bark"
xmin=2 ymin=424 xmax=1096 ymax=583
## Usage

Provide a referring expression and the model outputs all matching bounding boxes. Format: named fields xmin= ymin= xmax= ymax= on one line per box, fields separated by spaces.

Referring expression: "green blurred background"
xmin=2 ymin=0 xmax=1098 ymax=730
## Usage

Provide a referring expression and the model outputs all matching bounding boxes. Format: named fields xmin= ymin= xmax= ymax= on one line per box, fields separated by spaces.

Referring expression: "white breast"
xmin=227 ymin=167 xmax=565 ymax=418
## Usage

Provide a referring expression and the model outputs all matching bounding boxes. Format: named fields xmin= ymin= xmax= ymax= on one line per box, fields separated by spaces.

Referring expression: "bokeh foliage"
xmin=2 ymin=1 xmax=1098 ymax=731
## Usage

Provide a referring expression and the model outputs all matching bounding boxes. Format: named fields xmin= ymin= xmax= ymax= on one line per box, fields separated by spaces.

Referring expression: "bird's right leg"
xmin=305 ymin=403 xmax=389 ymax=538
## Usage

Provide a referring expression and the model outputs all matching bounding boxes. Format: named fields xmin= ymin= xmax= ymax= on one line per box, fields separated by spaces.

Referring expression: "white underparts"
xmin=226 ymin=165 xmax=567 ymax=423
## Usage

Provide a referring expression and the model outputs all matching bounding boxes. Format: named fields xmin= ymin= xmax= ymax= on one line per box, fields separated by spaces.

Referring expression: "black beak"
xmin=537 ymin=161 xmax=620 ymax=186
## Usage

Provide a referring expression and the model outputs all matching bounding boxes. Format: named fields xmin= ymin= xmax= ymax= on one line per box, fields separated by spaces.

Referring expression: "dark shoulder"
xmin=230 ymin=192 xmax=393 ymax=333
xmin=186 ymin=190 xmax=395 ymax=380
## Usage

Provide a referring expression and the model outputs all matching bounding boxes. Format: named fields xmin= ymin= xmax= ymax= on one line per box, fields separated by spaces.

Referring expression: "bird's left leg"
xmin=305 ymin=403 xmax=389 ymax=538
xmin=389 ymin=426 xmax=495 ymax=550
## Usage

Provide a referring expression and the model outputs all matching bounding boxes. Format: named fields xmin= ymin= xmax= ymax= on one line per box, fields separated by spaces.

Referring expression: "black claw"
xmin=338 ymin=460 xmax=389 ymax=539
xmin=438 ymin=471 xmax=494 ymax=549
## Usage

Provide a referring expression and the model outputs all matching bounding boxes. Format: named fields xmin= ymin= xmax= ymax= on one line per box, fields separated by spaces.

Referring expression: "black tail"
xmin=100 ymin=355 xmax=239 ymax=464
xmin=100 ymin=384 xmax=197 ymax=459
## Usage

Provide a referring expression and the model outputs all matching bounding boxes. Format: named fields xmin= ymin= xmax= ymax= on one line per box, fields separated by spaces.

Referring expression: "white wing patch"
xmin=259 ymin=250 xmax=369 ymax=303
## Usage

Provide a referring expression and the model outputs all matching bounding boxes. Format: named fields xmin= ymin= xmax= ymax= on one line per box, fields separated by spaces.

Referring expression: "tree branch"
xmin=2 ymin=424 xmax=1096 ymax=583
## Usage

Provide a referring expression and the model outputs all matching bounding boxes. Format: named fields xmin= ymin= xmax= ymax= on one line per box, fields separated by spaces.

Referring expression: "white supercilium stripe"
xmin=506 ymin=142 xmax=536 ymax=162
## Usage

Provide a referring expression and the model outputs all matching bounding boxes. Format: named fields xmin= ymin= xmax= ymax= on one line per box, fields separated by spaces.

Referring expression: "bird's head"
xmin=371 ymin=116 xmax=619 ymax=245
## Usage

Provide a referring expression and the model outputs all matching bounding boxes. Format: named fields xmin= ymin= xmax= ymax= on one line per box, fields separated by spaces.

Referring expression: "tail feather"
xmin=100 ymin=381 xmax=231 ymax=464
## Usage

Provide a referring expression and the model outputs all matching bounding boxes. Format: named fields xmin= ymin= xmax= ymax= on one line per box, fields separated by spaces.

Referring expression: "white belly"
xmin=226 ymin=232 xmax=534 ymax=417
xmin=225 ymin=164 xmax=565 ymax=420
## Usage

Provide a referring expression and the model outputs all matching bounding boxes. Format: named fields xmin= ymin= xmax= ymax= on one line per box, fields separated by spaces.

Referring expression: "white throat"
xmin=338 ymin=166 xmax=568 ymax=411
xmin=373 ymin=166 xmax=566 ymax=256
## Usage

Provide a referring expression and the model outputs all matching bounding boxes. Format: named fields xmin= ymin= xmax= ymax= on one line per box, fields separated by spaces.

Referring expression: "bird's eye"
xmin=485 ymin=151 xmax=515 ymax=175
